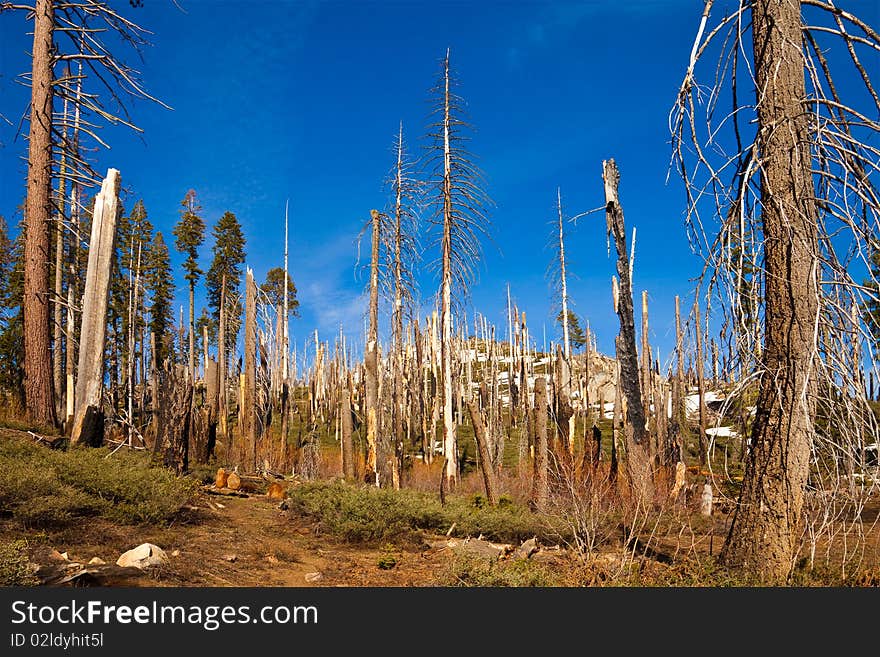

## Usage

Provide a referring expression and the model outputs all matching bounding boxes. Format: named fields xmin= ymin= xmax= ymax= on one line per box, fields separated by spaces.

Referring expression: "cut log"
xmin=215 ymin=468 xmax=229 ymax=489
xmin=227 ymin=471 xmax=241 ymax=490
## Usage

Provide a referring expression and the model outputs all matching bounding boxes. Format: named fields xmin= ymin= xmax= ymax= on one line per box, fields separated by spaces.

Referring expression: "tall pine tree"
xmin=206 ymin=211 xmax=246 ymax=369
xmin=173 ymin=190 xmax=205 ymax=379
xmin=145 ymin=231 xmax=174 ymax=365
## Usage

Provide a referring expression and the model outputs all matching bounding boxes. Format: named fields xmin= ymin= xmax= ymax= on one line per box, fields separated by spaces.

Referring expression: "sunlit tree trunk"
xmin=23 ymin=0 xmax=57 ymax=427
xmin=721 ymin=0 xmax=819 ymax=581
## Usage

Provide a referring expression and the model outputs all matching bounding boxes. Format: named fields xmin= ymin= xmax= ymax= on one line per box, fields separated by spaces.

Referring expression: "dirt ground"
xmin=1 ymin=491 xmax=466 ymax=587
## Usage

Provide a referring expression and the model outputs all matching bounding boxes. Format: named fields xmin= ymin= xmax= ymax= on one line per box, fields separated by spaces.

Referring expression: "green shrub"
xmin=287 ymin=481 xmax=557 ymax=544
xmin=0 ymin=540 xmax=38 ymax=586
xmin=0 ymin=433 xmax=198 ymax=528
xmin=439 ymin=555 xmax=559 ymax=587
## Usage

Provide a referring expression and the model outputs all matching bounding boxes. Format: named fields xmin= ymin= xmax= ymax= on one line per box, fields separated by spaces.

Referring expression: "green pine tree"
xmin=173 ymin=190 xmax=206 ymax=375
xmin=556 ymin=309 xmax=587 ymax=351
xmin=259 ymin=266 xmax=300 ymax=317
xmin=206 ymin=211 xmax=246 ymax=364
xmin=145 ymin=231 xmax=175 ymax=365
xmin=0 ymin=216 xmax=24 ymax=403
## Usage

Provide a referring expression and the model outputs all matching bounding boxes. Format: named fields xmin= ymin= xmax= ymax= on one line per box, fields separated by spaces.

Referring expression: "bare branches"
xmin=670 ymin=0 xmax=880 ymax=563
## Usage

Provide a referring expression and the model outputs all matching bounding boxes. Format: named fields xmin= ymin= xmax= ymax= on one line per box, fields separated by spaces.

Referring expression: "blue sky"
xmin=1 ymin=1 xmax=771 ymax=367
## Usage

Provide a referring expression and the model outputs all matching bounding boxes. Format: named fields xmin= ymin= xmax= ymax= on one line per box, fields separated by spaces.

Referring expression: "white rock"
xmin=304 ymin=571 xmax=323 ymax=582
xmin=116 ymin=543 xmax=168 ymax=570
xmin=87 ymin=557 xmax=106 ymax=566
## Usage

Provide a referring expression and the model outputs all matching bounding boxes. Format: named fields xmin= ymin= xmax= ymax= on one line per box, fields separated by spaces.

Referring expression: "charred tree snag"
xmin=603 ymin=159 xmax=653 ymax=503
xmin=159 ymin=365 xmax=193 ymax=475
xmin=530 ymin=377 xmax=549 ymax=512
xmin=467 ymin=399 xmax=498 ymax=506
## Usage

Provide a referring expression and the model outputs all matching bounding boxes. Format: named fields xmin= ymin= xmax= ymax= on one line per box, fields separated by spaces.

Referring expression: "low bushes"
xmin=0 ymin=431 xmax=198 ymax=528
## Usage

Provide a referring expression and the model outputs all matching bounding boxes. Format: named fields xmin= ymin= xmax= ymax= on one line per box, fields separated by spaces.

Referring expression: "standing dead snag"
xmin=671 ymin=0 xmax=880 ymax=579
xmin=603 ymin=159 xmax=653 ymax=503
xmin=364 ymin=209 xmax=381 ymax=485
xmin=340 ymin=375 xmax=355 ymax=479
xmin=718 ymin=0 xmax=819 ymax=579
xmin=530 ymin=377 xmax=549 ymax=512
xmin=467 ymin=399 xmax=499 ymax=506
xmin=243 ymin=268 xmax=257 ymax=470
xmin=158 ymin=365 xmax=193 ymax=476
xmin=425 ymin=49 xmax=493 ymax=491
xmin=71 ymin=169 xmax=120 ymax=446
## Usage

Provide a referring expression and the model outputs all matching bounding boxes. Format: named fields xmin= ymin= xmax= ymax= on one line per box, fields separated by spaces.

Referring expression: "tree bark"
xmin=160 ymin=365 xmax=193 ymax=475
xmin=365 ymin=209 xmax=381 ymax=485
xmin=694 ymin=298 xmax=708 ymax=466
xmin=23 ymin=0 xmax=57 ymax=428
xmin=603 ymin=159 xmax=653 ymax=502
xmin=440 ymin=56 xmax=458 ymax=490
xmin=467 ymin=399 xmax=499 ymax=506
xmin=721 ymin=0 xmax=819 ymax=582
xmin=530 ymin=377 xmax=549 ymax=512
xmin=340 ymin=377 xmax=355 ymax=479
xmin=243 ymin=268 xmax=257 ymax=470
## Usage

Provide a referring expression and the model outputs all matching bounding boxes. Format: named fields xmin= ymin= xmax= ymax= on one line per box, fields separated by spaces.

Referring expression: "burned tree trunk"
xmin=340 ymin=377 xmax=355 ymax=479
xmin=70 ymin=169 xmax=120 ymax=446
xmin=530 ymin=377 xmax=549 ymax=512
xmin=365 ymin=209 xmax=381 ymax=485
xmin=467 ymin=399 xmax=499 ymax=506
xmin=721 ymin=0 xmax=819 ymax=581
xmin=603 ymin=159 xmax=653 ymax=502
xmin=23 ymin=0 xmax=57 ymax=428
xmin=159 ymin=365 xmax=193 ymax=475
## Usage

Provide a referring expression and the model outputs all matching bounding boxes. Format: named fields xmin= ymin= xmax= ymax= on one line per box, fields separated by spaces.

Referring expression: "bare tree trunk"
xmin=218 ymin=275 xmax=228 ymax=454
xmin=440 ymin=57 xmax=458 ymax=490
xmin=159 ymin=365 xmax=193 ymax=475
xmin=341 ymin=376 xmax=355 ymax=479
xmin=467 ymin=400 xmax=498 ymax=506
xmin=557 ymin=188 xmax=571 ymax=362
xmin=721 ymin=0 xmax=819 ymax=581
xmin=694 ymin=298 xmax=708 ymax=466
xmin=670 ymin=295 xmax=685 ymax=464
xmin=243 ymin=268 xmax=257 ymax=471
xmin=188 ymin=283 xmax=195 ymax=382
xmin=365 ymin=209 xmax=381 ymax=485
xmin=530 ymin=377 xmax=549 ymax=512
xmin=70 ymin=169 xmax=120 ymax=446
xmin=23 ymin=0 xmax=57 ymax=428
xmin=53 ymin=91 xmax=68 ymax=420
xmin=603 ymin=159 xmax=653 ymax=502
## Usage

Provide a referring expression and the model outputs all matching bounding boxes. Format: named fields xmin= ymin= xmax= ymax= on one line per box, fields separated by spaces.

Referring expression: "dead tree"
xmin=158 ymin=365 xmax=193 ymax=475
xmin=672 ymin=0 xmax=880 ymax=579
xmin=530 ymin=376 xmax=549 ymax=512
xmin=467 ymin=399 xmax=499 ymax=506
xmin=242 ymin=268 xmax=257 ymax=470
xmin=70 ymin=169 xmax=119 ymax=446
xmin=603 ymin=159 xmax=653 ymax=503
xmin=425 ymin=49 xmax=493 ymax=491
xmin=364 ymin=209 xmax=381 ymax=485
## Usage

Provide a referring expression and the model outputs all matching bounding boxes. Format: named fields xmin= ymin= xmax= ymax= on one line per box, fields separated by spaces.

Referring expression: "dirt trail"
xmin=10 ymin=492 xmax=451 ymax=587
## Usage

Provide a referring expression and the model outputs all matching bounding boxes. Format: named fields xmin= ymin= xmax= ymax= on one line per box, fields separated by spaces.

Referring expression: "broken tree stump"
xmin=70 ymin=169 xmax=120 ymax=446
xmin=158 ymin=364 xmax=193 ymax=475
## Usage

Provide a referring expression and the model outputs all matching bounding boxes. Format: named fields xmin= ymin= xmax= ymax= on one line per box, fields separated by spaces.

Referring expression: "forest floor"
xmin=1 ymin=492 xmax=455 ymax=587
xmin=2 ymin=426 xmax=879 ymax=587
